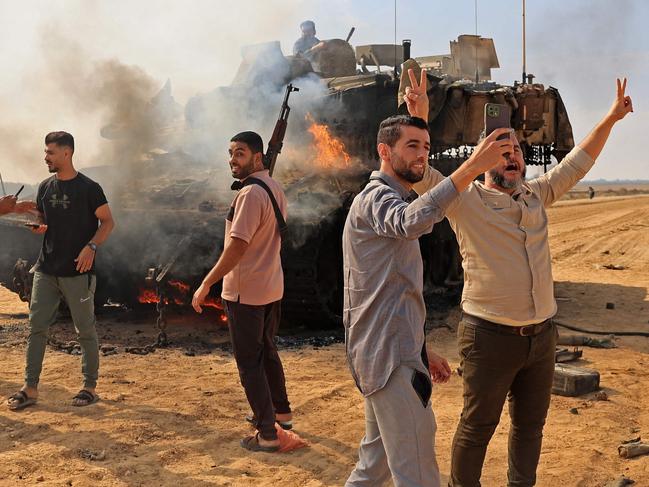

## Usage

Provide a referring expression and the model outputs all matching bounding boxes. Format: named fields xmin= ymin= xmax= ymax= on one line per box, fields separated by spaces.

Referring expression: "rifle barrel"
xmin=266 ymin=84 xmax=299 ymax=176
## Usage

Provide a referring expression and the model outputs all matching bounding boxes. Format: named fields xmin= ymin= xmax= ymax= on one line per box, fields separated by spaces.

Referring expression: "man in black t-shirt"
xmin=7 ymin=131 xmax=115 ymax=411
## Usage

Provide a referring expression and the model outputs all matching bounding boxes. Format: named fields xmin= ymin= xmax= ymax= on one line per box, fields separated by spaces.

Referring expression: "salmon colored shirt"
xmin=221 ymin=170 xmax=287 ymax=305
xmin=414 ymin=146 xmax=595 ymax=326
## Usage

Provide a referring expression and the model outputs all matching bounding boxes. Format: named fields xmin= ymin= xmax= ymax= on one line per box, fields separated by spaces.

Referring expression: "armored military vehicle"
xmin=0 ymin=34 xmax=574 ymax=329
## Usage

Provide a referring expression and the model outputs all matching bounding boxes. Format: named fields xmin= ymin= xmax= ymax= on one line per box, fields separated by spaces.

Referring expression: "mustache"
xmin=505 ymin=162 xmax=518 ymax=171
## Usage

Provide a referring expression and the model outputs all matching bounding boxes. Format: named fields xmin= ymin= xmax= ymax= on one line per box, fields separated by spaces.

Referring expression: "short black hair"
xmin=300 ymin=20 xmax=315 ymax=31
xmin=230 ymin=131 xmax=264 ymax=154
xmin=377 ymin=115 xmax=428 ymax=148
xmin=45 ymin=131 xmax=74 ymax=153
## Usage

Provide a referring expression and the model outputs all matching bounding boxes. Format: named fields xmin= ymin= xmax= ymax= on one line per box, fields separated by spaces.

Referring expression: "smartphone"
xmin=484 ymin=103 xmax=511 ymax=139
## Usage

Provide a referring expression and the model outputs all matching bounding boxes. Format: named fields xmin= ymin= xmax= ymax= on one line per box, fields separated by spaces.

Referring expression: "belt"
xmin=461 ymin=313 xmax=552 ymax=337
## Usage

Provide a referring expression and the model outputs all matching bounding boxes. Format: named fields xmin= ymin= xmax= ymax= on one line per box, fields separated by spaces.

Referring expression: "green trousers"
xmin=25 ymin=271 xmax=99 ymax=389
xmin=449 ymin=316 xmax=557 ymax=487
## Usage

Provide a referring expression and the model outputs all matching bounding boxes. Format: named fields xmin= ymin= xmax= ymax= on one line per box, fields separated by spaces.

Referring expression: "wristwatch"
xmin=87 ymin=242 xmax=98 ymax=252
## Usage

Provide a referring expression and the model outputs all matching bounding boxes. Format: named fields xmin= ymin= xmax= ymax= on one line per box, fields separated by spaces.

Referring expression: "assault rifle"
xmin=264 ymin=83 xmax=299 ymax=177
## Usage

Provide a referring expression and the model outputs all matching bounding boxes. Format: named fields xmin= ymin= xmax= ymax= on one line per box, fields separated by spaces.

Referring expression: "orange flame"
xmin=306 ymin=113 xmax=351 ymax=169
xmin=137 ymin=280 xmax=228 ymax=324
xmin=138 ymin=288 xmax=159 ymax=304
xmin=168 ymin=280 xmax=190 ymax=293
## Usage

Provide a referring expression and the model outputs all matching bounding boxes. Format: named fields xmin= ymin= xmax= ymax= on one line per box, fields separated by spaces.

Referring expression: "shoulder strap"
xmin=240 ymin=177 xmax=288 ymax=240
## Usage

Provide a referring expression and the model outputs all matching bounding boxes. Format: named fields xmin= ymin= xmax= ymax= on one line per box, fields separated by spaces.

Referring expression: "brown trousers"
xmin=449 ymin=315 xmax=557 ymax=487
xmin=223 ymin=299 xmax=291 ymax=441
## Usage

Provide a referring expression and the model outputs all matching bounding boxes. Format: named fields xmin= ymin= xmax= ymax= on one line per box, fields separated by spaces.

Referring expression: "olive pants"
xmin=25 ymin=271 xmax=99 ymax=389
xmin=449 ymin=316 xmax=557 ymax=487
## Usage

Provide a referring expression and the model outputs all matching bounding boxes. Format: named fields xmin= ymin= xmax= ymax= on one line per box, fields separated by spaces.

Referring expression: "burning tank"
xmin=0 ymin=34 xmax=574 ymax=329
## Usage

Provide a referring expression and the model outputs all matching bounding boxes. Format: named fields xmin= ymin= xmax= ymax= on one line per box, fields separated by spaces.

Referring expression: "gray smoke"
xmin=529 ymin=0 xmax=637 ymax=97
xmin=0 ymin=4 xmax=369 ymax=303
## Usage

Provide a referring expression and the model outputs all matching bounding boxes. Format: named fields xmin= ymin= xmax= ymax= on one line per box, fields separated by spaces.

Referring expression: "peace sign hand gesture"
xmin=404 ymin=68 xmax=429 ymax=121
xmin=607 ymin=77 xmax=633 ymax=122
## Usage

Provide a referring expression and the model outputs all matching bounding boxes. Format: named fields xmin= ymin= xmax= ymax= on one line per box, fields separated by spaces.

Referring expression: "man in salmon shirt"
xmin=192 ymin=131 xmax=292 ymax=453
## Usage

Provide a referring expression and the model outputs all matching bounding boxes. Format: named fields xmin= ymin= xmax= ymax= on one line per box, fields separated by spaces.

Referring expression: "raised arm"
xmin=366 ymin=178 xmax=458 ymax=240
xmin=530 ymin=78 xmax=633 ymax=206
xmin=579 ymin=77 xmax=633 ymax=160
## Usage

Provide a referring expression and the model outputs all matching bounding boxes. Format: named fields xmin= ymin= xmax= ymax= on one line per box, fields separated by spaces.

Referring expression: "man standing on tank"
xmin=7 ymin=131 xmax=115 ymax=411
xmin=293 ymin=20 xmax=321 ymax=55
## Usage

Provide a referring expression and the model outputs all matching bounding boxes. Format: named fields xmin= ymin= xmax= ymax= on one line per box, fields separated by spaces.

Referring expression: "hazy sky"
xmin=1 ymin=0 xmax=647 ymax=183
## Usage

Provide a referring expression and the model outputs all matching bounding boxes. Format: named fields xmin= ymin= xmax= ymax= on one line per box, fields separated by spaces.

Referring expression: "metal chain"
xmin=155 ymin=284 xmax=169 ymax=347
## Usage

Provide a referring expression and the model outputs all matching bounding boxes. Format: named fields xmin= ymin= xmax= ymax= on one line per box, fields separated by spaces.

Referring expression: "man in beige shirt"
xmin=192 ymin=131 xmax=291 ymax=453
xmin=405 ymin=73 xmax=634 ymax=486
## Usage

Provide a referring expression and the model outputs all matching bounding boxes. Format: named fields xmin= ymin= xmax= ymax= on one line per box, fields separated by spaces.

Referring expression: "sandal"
xmin=72 ymin=390 xmax=99 ymax=407
xmin=240 ymin=432 xmax=280 ymax=453
xmin=7 ymin=391 xmax=37 ymax=411
xmin=245 ymin=414 xmax=293 ymax=431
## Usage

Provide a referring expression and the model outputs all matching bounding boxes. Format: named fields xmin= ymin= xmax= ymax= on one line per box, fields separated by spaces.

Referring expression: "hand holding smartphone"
xmin=484 ymin=103 xmax=512 ymax=139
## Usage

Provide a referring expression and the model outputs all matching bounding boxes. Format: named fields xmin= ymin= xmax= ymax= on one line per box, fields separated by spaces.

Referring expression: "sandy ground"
xmin=1 ymin=195 xmax=649 ymax=487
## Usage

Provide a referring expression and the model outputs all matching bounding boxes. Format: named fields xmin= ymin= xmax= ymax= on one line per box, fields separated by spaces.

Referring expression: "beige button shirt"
xmin=414 ymin=146 xmax=595 ymax=326
xmin=221 ymin=170 xmax=287 ymax=306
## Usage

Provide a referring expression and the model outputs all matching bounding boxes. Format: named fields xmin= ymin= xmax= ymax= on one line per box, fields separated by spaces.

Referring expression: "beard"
xmin=392 ymin=152 xmax=424 ymax=184
xmin=230 ymin=157 xmax=256 ymax=179
xmin=488 ymin=163 xmax=526 ymax=190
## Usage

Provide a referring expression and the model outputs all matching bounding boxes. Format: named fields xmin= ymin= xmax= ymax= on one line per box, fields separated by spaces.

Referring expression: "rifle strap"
xmin=230 ymin=177 xmax=288 ymax=240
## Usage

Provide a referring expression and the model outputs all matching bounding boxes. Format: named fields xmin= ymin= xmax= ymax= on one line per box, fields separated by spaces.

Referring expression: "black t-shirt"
xmin=36 ymin=173 xmax=108 ymax=277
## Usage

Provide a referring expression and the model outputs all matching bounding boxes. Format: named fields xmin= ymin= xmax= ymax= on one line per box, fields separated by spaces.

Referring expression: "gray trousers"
xmin=346 ymin=365 xmax=441 ymax=487
xmin=25 ymin=271 xmax=99 ymax=389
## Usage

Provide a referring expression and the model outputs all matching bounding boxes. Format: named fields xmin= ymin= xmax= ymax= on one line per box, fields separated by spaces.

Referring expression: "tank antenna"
xmin=474 ymin=0 xmax=479 ymax=83
xmin=394 ymin=0 xmax=398 ymax=74
xmin=522 ymin=0 xmax=527 ymax=84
